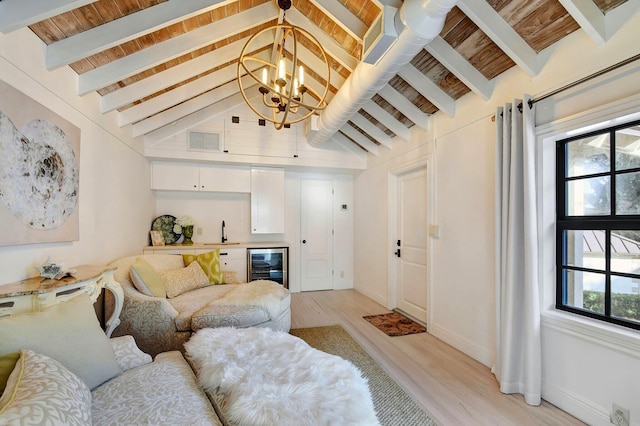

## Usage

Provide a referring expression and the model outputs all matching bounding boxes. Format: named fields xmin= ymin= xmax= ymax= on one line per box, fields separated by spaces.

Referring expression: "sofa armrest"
xmin=109 ymin=335 xmax=152 ymax=372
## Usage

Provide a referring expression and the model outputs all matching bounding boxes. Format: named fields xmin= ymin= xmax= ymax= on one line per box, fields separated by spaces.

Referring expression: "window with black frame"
xmin=556 ymin=120 xmax=640 ymax=330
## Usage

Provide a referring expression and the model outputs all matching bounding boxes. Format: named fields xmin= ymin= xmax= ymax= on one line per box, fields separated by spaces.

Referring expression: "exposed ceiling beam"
xmin=398 ymin=63 xmax=455 ymax=117
xmin=378 ymin=85 xmax=430 ymax=131
xmin=557 ymin=0 xmax=606 ymax=45
xmin=348 ymin=114 xmax=392 ymax=149
xmin=119 ymin=52 xmax=269 ymax=127
xmin=457 ymin=0 xmax=538 ymax=77
xmin=331 ymin=132 xmax=369 ymax=157
xmin=101 ymin=32 xmax=273 ymax=113
xmin=78 ymin=2 xmax=278 ymax=95
xmin=424 ymin=36 xmax=494 ymax=101
xmin=361 ymin=100 xmax=409 ymax=140
xmin=46 ymin=0 xmax=233 ymax=70
xmin=283 ymin=43 xmax=346 ymax=91
xmin=144 ymin=91 xmax=253 ymax=146
xmin=310 ymin=0 xmax=369 ymax=41
xmin=0 ymin=0 xmax=97 ymax=34
xmin=339 ymin=126 xmax=380 ymax=155
xmin=132 ymin=76 xmax=254 ymax=138
xmin=286 ymin=6 xmax=358 ymax=72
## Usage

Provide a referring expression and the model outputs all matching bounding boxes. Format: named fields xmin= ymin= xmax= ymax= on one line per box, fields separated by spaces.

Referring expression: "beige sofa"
xmin=0 ymin=294 xmax=224 ymax=425
xmin=107 ymin=254 xmax=291 ymax=357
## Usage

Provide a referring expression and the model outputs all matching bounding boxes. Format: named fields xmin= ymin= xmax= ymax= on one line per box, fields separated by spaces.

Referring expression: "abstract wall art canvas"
xmin=0 ymin=80 xmax=80 ymax=246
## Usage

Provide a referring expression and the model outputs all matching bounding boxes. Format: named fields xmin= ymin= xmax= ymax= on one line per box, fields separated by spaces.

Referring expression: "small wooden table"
xmin=0 ymin=265 xmax=123 ymax=337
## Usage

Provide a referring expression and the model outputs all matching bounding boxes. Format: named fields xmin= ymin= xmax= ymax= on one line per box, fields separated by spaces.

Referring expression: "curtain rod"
xmin=522 ymin=52 xmax=640 ymax=110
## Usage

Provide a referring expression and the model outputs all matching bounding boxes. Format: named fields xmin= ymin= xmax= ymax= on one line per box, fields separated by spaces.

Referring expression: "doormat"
xmin=363 ymin=312 xmax=426 ymax=337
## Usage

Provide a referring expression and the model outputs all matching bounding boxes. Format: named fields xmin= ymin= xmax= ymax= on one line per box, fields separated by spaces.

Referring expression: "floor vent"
xmin=189 ymin=131 xmax=220 ymax=151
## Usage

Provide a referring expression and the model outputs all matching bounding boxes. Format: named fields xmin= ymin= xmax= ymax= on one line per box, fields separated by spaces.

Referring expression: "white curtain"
xmin=493 ymin=96 xmax=541 ymax=406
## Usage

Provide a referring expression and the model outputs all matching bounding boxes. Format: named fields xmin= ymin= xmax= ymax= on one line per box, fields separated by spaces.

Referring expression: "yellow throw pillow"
xmin=130 ymin=257 xmax=167 ymax=298
xmin=182 ymin=250 xmax=225 ymax=284
xmin=0 ymin=353 xmax=19 ymax=396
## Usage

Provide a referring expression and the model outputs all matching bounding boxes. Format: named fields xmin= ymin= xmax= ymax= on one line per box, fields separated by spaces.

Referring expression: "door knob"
xmin=302 ymin=239 xmax=307 ymax=244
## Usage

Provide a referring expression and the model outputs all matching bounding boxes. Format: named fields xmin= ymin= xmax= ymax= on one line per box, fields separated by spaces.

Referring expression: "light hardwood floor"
xmin=290 ymin=289 xmax=585 ymax=426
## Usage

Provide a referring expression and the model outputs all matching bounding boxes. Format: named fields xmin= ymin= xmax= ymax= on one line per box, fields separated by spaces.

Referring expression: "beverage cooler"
xmin=246 ymin=247 xmax=288 ymax=289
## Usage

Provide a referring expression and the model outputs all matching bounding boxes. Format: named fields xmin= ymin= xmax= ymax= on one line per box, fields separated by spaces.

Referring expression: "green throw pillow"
xmin=0 ymin=352 xmax=19 ymax=395
xmin=0 ymin=294 xmax=122 ymax=390
xmin=130 ymin=257 xmax=167 ymax=298
xmin=183 ymin=250 xmax=224 ymax=284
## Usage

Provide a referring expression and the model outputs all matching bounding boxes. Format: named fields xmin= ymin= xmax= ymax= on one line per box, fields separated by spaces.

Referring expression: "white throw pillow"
xmin=0 ymin=294 xmax=121 ymax=389
xmin=0 ymin=349 xmax=92 ymax=425
xmin=159 ymin=261 xmax=210 ymax=298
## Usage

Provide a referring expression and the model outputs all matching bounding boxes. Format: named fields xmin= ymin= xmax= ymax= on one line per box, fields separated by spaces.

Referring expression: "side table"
xmin=0 ymin=265 xmax=123 ymax=337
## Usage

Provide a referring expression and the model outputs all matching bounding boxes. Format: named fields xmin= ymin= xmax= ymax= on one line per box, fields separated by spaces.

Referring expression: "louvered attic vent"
xmin=189 ymin=131 xmax=220 ymax=151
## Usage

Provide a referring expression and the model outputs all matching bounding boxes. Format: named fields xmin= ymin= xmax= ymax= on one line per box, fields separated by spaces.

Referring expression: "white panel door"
xmin=396 ymin=167 xmax=428 ymax=322
xmin=300 ymin=179 xmax=333 ymax=291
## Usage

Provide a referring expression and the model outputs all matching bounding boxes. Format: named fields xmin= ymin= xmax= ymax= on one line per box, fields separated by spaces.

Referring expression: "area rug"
xmin=291 ymin=325 xmax=435 ymax=426
xmin=363 ymin=312 xmax=427 ymax=336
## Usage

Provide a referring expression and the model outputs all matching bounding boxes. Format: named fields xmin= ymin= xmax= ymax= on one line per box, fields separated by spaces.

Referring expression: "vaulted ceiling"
xmin=0 ymin=0 xmax=636 ymax=155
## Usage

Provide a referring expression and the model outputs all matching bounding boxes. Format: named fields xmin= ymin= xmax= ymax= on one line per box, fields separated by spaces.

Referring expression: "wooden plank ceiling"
xmin=0 ymin=0 xmax=633 ymax=154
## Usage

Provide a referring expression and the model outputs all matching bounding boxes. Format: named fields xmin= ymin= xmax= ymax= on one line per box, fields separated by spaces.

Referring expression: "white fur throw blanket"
xmin=185 ymin=327 xmax=380 ymax=426
xmin=208 ymin=280 xmax=286 ymax=319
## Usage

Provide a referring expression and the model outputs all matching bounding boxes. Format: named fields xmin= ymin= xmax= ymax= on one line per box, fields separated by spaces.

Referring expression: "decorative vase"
xmin=182 ymin=225 xmax=194 ymax=245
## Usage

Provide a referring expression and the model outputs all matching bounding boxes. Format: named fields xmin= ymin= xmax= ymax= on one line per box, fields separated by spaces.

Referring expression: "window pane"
xmin=611 ymin=231 xmax=640 ymax=274
xmin=564 ymin=230 xmax=606 ymax=270
xmin=566 ymin=134 xmax=610 ymax=178
xmin=615 ymin=127 xmax=640 ymax=171
xmin=564 ymin=269 xmax=605 ymax=313
xmin=567 ymin=176 xmax=610 ymax=215
xmin=615 ymin=171 xmax=640 ymax=215
xmin=611 ymin=275 xmax=640 ymax=324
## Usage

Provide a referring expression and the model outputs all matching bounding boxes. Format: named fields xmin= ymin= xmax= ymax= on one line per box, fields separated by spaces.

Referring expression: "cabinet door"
xmin=251 ymin=168 xmax=285 ymax=234
xmin=151 ymin=162 xmax=199 ymax=191
xmin=199 ymin=165 xmax=250 ymax=193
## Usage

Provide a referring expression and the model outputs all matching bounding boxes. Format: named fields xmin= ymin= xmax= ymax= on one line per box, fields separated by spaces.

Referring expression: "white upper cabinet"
xmin=151 ymin=162 xmax=250 ymax=193
xmin=251 ymin=167 xmax=285 ymax=234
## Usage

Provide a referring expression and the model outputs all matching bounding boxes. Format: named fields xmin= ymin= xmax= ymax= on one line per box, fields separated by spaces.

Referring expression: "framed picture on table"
xmin=150 ymin=230 xmax=165 ymax=246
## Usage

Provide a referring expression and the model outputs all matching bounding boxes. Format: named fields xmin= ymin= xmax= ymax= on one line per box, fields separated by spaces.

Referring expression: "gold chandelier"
xmin=237 ymin=0 xmax=330 ymax=130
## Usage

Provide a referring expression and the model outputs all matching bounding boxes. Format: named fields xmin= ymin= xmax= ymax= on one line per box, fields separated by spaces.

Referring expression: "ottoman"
xmin=185 ymin=327 xmax=380 ymax=426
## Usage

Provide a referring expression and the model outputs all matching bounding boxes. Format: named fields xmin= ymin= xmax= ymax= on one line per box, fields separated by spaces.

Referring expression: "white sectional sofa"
xmin=0 ymin=294 xmax=225 ymax=425
xmin=107 ymin=253 xmax=291 ymax=357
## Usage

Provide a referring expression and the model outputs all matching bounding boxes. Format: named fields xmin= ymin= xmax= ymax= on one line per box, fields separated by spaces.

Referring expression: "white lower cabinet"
xmin=142 ymin=247 xmax=247 ymax=282
xmin=196 ymin=247 xmax=246 ymax=283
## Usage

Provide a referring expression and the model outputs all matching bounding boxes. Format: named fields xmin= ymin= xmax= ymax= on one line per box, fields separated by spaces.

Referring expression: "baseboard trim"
xmin=355 ymin=286 xmax=387 ymax=308
xmin=429 ymin=323 xmax=496 ymax=368
xmin=542 ymin=381 xmax=609 ymax=426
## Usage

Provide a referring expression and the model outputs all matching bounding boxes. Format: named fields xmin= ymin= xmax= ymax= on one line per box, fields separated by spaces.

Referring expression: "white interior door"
xmin=396 ymin=167 xmax=429 ymax=323
xmin=300 ymin=179 xmax=333 ymax=291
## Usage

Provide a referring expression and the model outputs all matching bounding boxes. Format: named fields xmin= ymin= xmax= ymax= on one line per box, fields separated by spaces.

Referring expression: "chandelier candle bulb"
xmin=299 ymin=65 xmax=304 ymax=86
xmin=262 ymin=68 xmax=267 ymax=84
xmin=278 ymin=59 xmax=285 ymax=80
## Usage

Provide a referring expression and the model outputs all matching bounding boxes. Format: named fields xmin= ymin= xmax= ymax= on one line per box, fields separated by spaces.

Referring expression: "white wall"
xmin=354 ymin=7 xmax=640 ymax=426
xmin=0 ymin=28 xmax=154 ymax=283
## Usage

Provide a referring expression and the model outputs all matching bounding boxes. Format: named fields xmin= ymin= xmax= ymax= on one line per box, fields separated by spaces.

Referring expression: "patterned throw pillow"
xmin=0 ymin=350 xmax=92 ymax=425
xmin=159 ymin=261 xmax=210 ymax=298
xmin=182 ymin=250 xmax=225 ymax=284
